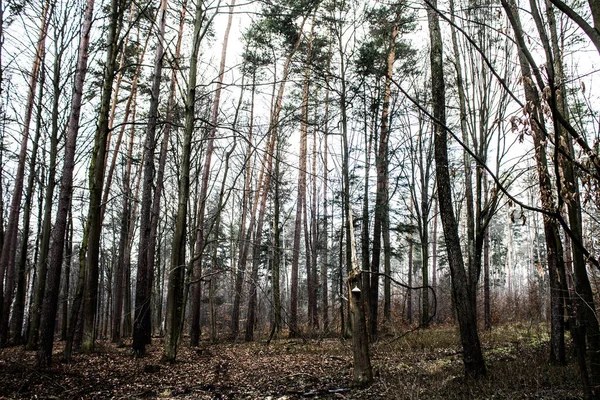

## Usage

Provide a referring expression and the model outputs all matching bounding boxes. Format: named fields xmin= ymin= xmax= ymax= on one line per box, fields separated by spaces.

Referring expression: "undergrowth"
xmin=0 ymin=322 xmax=582 ymax=399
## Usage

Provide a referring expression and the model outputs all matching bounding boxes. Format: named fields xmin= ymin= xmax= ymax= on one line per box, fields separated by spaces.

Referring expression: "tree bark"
xmin=148 ymin=0 xmax=188 ymax=341
xmin=0 ymin=0 xmax=50 ymax=345
xmin=370 ymin=23 xmax=397 ymax=341
xmin=112 ymin=97 xmax=137 ymax=344
xmin=133 ymin=0 xmax=168 ymax=356
xmin=37 ymin=0 xmax=95 ymax=367
xmin=427 ymin=0 xmax=486 ymax=378
xmin=190 ymin=0 xmax=235 ymax=347
xmin=321 ymin=55 xmax=331 ymax=330
xmin=162 ymin=0 xmax=207 ymax=363
xmin=80 ymin=0 xmax=126 ymax=353
xmin=8 ymin=51 xmax=46 ymax=345
xmin=290 ymin=20 xmax=314 ymax=337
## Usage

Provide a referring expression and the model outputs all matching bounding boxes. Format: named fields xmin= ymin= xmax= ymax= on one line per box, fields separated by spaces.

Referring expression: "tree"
xmin=37 ymin=0 xmax=95 ymax=367
xmin=289 ymin=16 xmax=314 ymax=338
xmin=133 ymin=0 xmax=169 ymax=357
xmin=80 ymin=0 xmax=127 ymax=353
xmin=162 ymin=0 xmax=215 ymax=363
xmin=426 ymin=0 xmax=486 ymax=378
xmin=0 ymin=0 xmax=51 ymax=346
xmin=190 ymin=0 xmax=235 ymax=347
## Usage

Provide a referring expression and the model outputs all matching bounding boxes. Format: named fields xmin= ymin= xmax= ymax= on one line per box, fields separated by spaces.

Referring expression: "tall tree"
xmin=8 ymin=48 xmax=46 ymax=345
xmin=111 ymin=25 xmax=149 ymax=344
xmin=290 ymin=17 xmax=314 ymax=337
xmin=37 ymin=0 xmax=95 ymax=367
xmin=162 ymin=0 xmax=215 ymax=363
xmin=80 ymin=0 xmax=127 ymax=353
xmin=133 ymin=0 xmax=169 ymax=356
xmin=239 ymin=3 xmax=311 ymax=340
xmin=0 ymin=0 xmax=51 ymax=345
xmin=190 ymin=0 xmax=235 ymax=347
xmin=426 ymin=0 xmax=486 ymax=378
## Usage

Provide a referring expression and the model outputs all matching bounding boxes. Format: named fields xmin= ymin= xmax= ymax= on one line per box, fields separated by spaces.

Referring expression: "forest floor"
xmin=0 ymin=322 xmax=582 ymax=399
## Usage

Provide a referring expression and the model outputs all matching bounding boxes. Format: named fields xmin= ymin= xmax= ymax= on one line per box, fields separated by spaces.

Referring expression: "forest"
xmin=0 ymin=0 xmax=599 ymax=397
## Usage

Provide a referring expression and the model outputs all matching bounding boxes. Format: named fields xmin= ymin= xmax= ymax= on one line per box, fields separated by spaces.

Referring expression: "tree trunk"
xmin=133 ymin=0 xmax=168 ymax=356
xmin=112 ymin=98 xmax=137 ymax=344
xmin=80 ymin=0 xmax=125 ymax=353
xmin=407 ymin=224 xmax=413 ymax=324
xmin=61 ymin=210 xmax=73 ymax=340
xmin=231 ymin=75 xmax=255 ymax=340
xmin=190 ymin=0 xmax=235 ymax=347
xmin=148 ymin=0 xmax=187 ymax=341
xmin=432 ymin=197 xmax=438 ymax=322
xmin=321 ymin=56 xmax=331 ymax=330
xmin=37 ymin=0 xmax=95 ymax=367
xmin=483 ymin=183 xmax=491 ymax=330
xmin=162 ymin=0 xmax=206 ymax=363
xmin=342 ymin=74 xmax=372 ymax=384
xmin=8 ymin=51 xmax=46 ymax=345
xmin=290 ymin=20 xmax=314 ymax=337
xmin=272 ymin=131 xmax=282 ymax=336
xmin=310 ymin=94 xmax=319 ymax=330
xmin=0 ymin=0 xmax=50 ymax=345
xmin=370 ymin=23 xmax=397 ymax=341
xmin=427 ymin=0 xmax=486 ymax=378
xmin=503 ymin=0 xmax=582 ymax=376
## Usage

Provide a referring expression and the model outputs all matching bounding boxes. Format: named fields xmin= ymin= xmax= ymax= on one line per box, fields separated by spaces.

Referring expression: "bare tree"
xmin=37 ymin=0 xmax=95 ymax=367
xmin=426 ymin=0 xmax=486 ymax=378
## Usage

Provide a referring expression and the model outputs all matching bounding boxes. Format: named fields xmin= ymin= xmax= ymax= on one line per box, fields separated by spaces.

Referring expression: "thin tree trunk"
xmin=321 ymin=57 xmax=331 ymax=330
xmin=370 ymin=23 xmax=397 ymax=340
xmin=231 ymin=74 xmax=255 ymax=340
xmin=112 ymin=98 xmax=137 ymax=343
xmin=190 ymin=0 xmax=235 ymax=347
xmin=162 ymin=0 xmax=211 ymax=363
xmin=272 ymin=132 xmax=282 ymax=336
xmin=449 ymin=0 xmax=476 ymax=315
xmin=290 ymin=20 xmax=314 ymax=337
xmin=61 ymin=209 xmax=73 ymax=340
xmin=0 ymin=0 xmax=50 ymax=345
xmin=80 ymin=0 xmax=125 ymax=353
xmin=37 ymin=0 xmax=95 ymax=367
xmin=427 ymin=0 xmax=486 ymax=378
xmin=407 ymin=223 xmax=413 ymax=324
xmin=432 ymin=197 xmax=438 ymax=322
xmin=133 ymin=0 xmax=168 ymax=356
xmin=9 ymin=52 xmax=46 ymax=345
xmin=99 ymin=2 xmax=137 ymax=225
xmin=310 ymin=95 xmax=319 ymax=330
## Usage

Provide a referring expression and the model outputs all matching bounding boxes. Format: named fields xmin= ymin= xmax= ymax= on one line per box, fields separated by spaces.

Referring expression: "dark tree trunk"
xmin=162 ymin=0 xmax=207 ymax=363
xmin=370 ymin=24 xmax=397 ymax=341
xmin=9 ymin=52 xmax=46 ymax=345
xmin=321 ymin=63 xmax=330 ymax=330
xmin=190 ymin=0 xmax=235 ymax=347
xmin=61 ymin=210 xmax=73 ymax=341
xmin=80 ymin=0 xmax=125 ymax=353
xmin=290 ymin=23 xmax=313 ymax=336
xmin=133 ymin=0 xmax=168 ymax=356
xmin=0 ymin=0 xmax=50 ymax=346
xmin=427 ymin=0 xmax=486 ymax=379
xmin=37 ymin=0 xmax=95 ymax=367
xmin=407 ymin=228 xmax=413 ymax=324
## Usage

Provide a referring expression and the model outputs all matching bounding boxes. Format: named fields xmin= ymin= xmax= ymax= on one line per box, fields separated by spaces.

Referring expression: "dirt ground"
xmin=0 ymin=323 xmax=583 ymax=399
